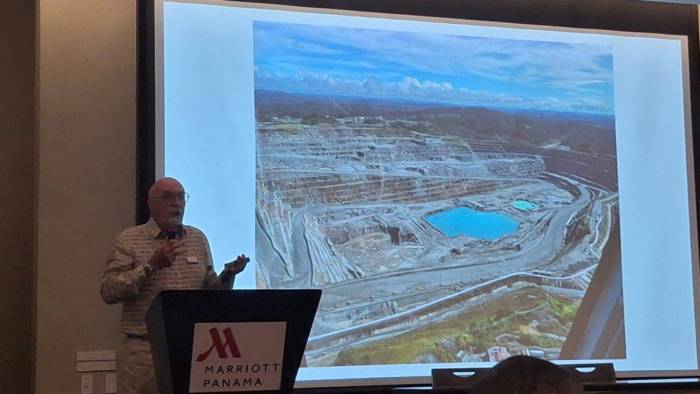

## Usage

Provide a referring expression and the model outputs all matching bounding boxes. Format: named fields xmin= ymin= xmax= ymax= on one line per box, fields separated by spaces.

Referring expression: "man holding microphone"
xmin=101 ymin=177 xmax=248 ymax=394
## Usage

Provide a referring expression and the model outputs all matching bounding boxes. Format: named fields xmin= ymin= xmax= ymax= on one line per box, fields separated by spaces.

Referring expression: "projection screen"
xmin=144 ymin=0 xmax=700 ymax=387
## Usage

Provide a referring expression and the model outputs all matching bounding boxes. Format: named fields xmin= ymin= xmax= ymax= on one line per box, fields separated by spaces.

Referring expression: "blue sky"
xmin=254 ymin=22 xmax=615 ymax=114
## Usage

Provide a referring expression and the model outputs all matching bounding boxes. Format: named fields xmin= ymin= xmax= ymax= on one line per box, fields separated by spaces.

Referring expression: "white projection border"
xmin=155 ymin=0 xmax=700 ymax=384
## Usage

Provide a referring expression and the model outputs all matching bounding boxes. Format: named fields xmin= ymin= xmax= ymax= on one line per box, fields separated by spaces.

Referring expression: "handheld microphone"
xmin=166 ymin=217 xmax=182 ymax=240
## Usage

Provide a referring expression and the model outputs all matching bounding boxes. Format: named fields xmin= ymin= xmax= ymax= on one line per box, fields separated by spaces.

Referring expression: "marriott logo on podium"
xmin=196 ymin=327 xmax=242 ymax=361
xmin=189 ymin=322 xmax=286 ymax=393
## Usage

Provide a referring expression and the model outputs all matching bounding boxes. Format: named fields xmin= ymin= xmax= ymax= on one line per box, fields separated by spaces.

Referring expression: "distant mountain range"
xmin=255 ymin=90 xmax=617 ymax=157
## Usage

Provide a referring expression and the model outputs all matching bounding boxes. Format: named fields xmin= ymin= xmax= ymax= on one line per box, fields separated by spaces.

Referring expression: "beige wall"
xmin=0 ymin=1 xmax=36 ymax=393
xmin=0 ymin=1 xmax=698 ymax=394
xmin=35 ymin=1 xmax=136 ymax=393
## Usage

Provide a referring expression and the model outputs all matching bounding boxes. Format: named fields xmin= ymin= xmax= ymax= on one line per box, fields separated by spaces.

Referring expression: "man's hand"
xmin=148 ymin=240 xmax=186 ymax=272
xmin=220 ymin=254 xmax=249 ymax=283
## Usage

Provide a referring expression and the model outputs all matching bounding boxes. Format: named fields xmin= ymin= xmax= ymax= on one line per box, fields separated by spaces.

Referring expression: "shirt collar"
xmin=146 ymin=218 xmax=187 ymax=240
xmin=145 ymin=218 xmax=162 ymax=239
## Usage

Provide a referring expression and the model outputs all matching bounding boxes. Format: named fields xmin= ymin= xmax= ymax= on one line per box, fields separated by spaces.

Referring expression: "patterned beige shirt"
xmin=101 ymin=219 xmax=232 ymax=336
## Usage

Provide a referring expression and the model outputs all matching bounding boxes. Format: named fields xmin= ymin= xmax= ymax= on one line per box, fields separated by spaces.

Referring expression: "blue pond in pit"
xmin=513 ymin=199 xmax=538 ymax=211
xmin=425 ymin=207 xmax=519 ymax=240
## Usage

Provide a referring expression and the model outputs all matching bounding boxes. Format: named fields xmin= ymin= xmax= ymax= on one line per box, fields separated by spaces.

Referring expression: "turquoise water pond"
xmin=425 ymin=207 xmax=519 ymax=240
xmin=513 ymin=200 xmax=538 ymax=211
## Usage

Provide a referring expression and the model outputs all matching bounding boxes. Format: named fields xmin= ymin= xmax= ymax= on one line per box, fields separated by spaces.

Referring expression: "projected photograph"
xmin=253 ymin=22 xmax=624 ymax=366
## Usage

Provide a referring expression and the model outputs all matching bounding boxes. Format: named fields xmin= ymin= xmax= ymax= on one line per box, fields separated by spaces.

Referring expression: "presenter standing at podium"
xmin=100 ymin=177 xmax=248 ymax=394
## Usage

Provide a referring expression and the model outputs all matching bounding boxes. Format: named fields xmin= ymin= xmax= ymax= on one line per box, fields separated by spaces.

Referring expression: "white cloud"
xmin=255 ymin=71 xmax=612 ymax=113
xmin=277 ymin=26 xmax=613 ymax=90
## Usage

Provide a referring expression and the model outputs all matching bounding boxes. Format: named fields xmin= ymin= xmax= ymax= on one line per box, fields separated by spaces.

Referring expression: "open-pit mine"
xmin=254 ymin=91 xmax=622 ymax=365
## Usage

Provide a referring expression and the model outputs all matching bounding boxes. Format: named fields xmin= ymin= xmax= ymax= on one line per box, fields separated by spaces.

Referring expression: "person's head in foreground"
xmin=471 ymin=355 xmax=584 ymax=394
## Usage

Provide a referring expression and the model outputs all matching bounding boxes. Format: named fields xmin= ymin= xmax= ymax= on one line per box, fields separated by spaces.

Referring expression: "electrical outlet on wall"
xmin=80 ymin=374 xmax=93 ymax=394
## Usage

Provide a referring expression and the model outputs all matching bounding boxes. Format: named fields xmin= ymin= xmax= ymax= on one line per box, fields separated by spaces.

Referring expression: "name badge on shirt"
xmin=186 ymin=256 xmax=199 ymax=264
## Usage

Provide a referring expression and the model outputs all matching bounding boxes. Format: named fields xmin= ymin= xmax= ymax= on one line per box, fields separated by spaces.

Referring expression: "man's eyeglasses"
xmin=155 ymin=192 xmax=190 ymax=203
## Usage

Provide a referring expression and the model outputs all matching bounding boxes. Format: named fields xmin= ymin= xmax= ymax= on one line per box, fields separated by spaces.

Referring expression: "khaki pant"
xmin=120 ymin=337 xmax=158 ymax=394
